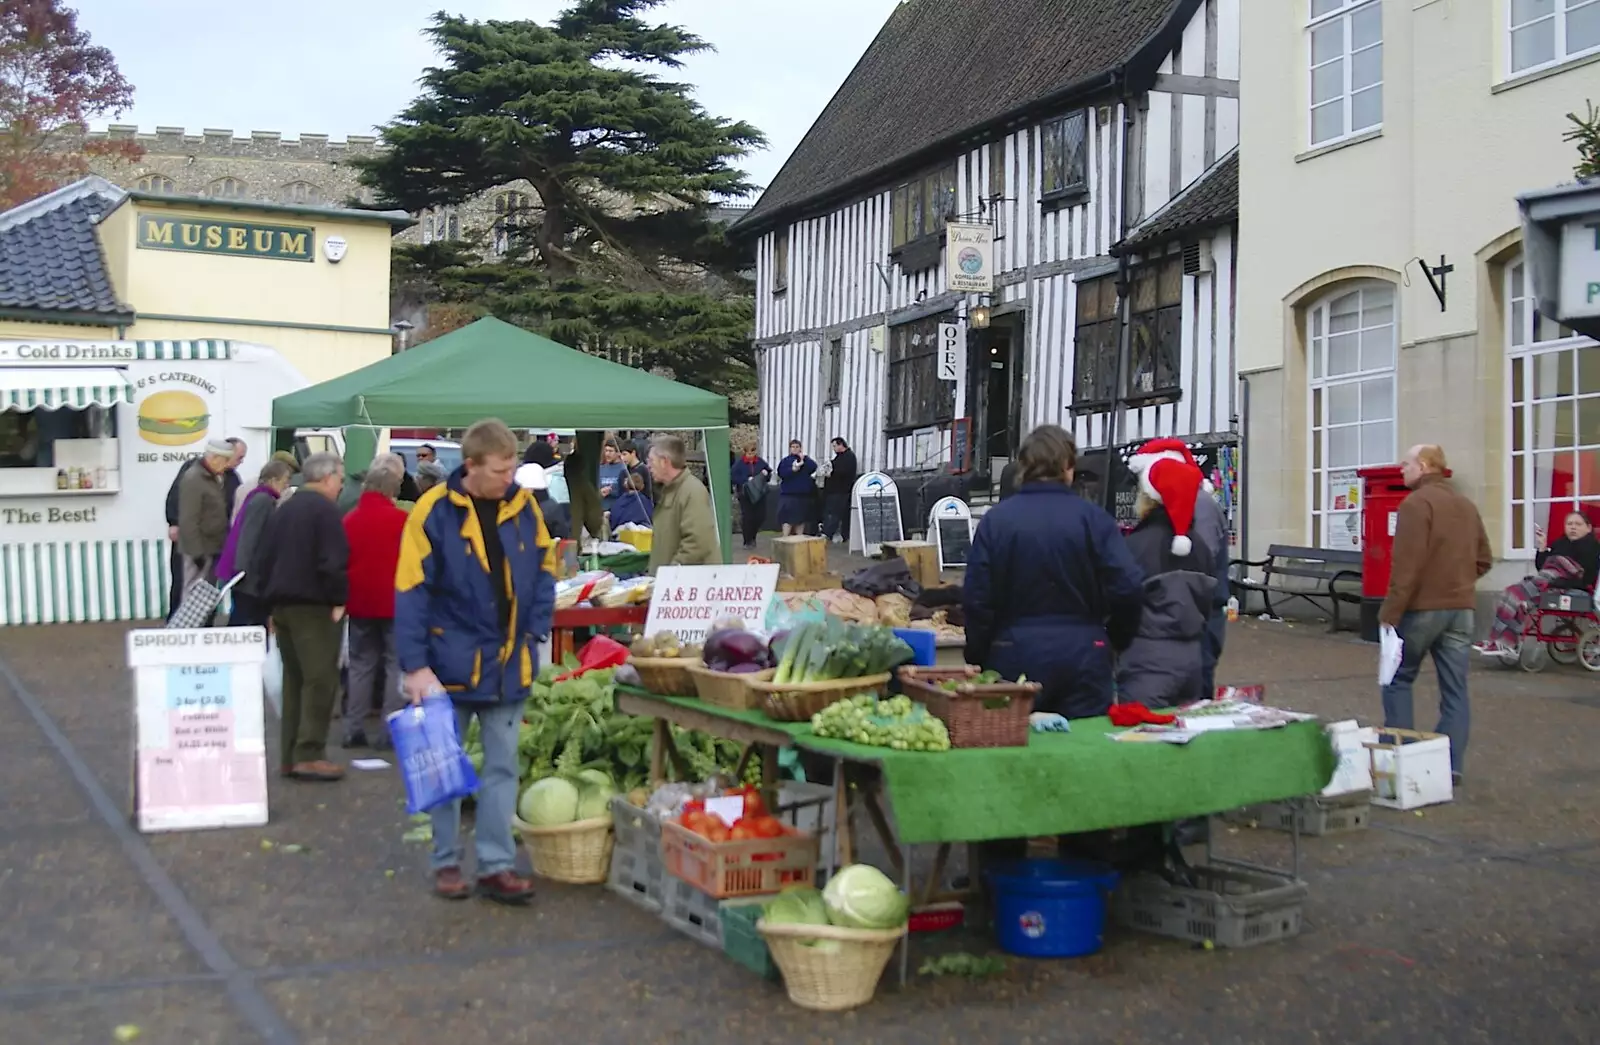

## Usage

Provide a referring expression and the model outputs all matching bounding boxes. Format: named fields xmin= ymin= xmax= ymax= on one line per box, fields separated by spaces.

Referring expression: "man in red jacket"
xmin=341 ymin=457 xmax=410 ymax=748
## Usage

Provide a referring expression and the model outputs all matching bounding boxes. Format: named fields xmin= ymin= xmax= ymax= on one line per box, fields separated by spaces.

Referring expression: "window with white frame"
xmin=1308 ymin=0 xmax=1383 ymax=148
xmin=1308 ymin=282 xmax=1397 ymax=549
xmin=1509 ymin=0 xmax=1600 ymax=76
xmin=1505 ymin=256 xmax=1599 ymax=555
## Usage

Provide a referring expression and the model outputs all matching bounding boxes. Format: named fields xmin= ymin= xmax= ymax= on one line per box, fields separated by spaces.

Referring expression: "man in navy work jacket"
xmin=396 ymin=418 xmax=557 ymax=905
xmin=961 ymin=424 xmax=1145 ymax=719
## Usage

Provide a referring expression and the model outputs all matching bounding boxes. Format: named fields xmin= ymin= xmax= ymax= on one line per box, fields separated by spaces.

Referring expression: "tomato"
xmin=751 ymin=816 xmax=784 ymax=839
xmin=741 ymin=789 xmax=767 ymax=818
xmin=705 ymin=822 xmax=730 ymax=843
xmin=730 ymin=824 xmax=756 ymax=841
xmin=681 ymin=811 xmax=711 ymax=835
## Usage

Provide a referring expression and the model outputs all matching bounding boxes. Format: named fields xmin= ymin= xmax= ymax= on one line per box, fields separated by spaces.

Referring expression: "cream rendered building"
xmin=1239 ymin=0 xmax=1600 ymax=589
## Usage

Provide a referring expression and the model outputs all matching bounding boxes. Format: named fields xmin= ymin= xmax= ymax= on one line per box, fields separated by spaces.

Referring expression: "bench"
xmin=1230 ymin=544 xmax=1364 ymax=631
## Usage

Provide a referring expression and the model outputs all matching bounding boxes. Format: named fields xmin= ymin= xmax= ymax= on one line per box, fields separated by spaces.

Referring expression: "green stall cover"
xmin=271 ymin=317 xmax=734 ymax=559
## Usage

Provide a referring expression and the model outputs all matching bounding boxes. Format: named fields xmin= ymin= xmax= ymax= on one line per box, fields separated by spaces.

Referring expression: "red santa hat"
xmin=1127 ymin=438 xmax=1204 ymax=557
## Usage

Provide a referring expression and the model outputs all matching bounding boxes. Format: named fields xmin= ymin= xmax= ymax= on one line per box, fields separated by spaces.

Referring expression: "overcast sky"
xmin=69 ymin=0 xmax=903 ymax=197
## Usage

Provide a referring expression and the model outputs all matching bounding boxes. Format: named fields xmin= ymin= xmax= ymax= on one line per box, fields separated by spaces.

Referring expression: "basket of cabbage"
xmin=757 ymin=865 xmax=910 ymax=1011
xmin=511 ymin=768 xmax=618 ymax=883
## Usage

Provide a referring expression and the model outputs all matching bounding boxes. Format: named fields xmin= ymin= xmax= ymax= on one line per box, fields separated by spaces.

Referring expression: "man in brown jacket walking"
xmin=1379 ymin=444 xmax=1492 ymax=783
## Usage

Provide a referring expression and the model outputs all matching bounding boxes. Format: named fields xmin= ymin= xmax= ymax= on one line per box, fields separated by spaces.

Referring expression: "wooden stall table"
xmin=615 ymin=686 xmax=1336 ymax=986
xmin=551 ymin=604 xmax=649 ymax=662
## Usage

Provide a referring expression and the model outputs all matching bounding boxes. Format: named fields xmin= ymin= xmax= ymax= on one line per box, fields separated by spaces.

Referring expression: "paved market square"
xmin=3 ymin=611 xmax=1597 ymax=1045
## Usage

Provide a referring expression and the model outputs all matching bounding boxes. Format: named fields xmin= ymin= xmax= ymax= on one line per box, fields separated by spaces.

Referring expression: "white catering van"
xmin=0 ymin=338 xmax=314 ymax=626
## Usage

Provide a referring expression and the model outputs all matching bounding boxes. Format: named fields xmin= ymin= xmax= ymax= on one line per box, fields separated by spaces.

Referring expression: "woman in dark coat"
xmin=962 ymin=425 xmax=1144 ymax=719
xmin=775 ymin=439 xmax=818 ymax=536
xmin=1115 ymin=498 xmax=1218 ymax=708
xmin=729 ymin=443 xmax=772 ymax=549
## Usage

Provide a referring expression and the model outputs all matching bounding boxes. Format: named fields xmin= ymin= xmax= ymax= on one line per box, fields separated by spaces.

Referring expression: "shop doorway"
xmin=982 ymin=316 xmax=1023 ymax=476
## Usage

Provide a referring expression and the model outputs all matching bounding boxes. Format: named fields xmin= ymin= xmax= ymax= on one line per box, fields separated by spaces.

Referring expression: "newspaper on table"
xmin=1107 ymin=699 xmax=1316 ymax=744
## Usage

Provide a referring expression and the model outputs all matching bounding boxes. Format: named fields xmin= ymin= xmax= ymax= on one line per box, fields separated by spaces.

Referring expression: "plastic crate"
xmin=661 ymin=820 xmax=818 ymax=899
xmin=606 ymin=797 xmax=666 ymax=913
xmin=774 ymin=781 xmax=835 ymax=867
xmin=719 ymin=894 xmax=779 ymax=979
xmin=1224 ymin=792 xmax=1371 ymax=837
xmin=661 ymin=875 xmax=770 ymax=951
xmin=1112 ymin=864 xmax=1308 ymax=948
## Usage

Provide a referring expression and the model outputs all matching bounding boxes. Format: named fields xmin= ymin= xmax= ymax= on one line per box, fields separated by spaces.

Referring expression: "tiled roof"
xmin=1121 ymin=149 xmax=1238 ymax=251
xmin=0 ymin=179 xmax=131 ymax=322
xmin=735 ymin=0 xmax=1198 ymax=235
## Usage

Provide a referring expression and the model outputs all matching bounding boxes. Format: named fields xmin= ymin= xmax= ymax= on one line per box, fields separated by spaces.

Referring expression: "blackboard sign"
xmin=936 ymin=517 xmax=972 ymax=566
xmin=860 ymin=494 xmax=903 ymax=548
xmin=949 ymin=417 xmax=972 ymax=474
xmin=852 ymin=472 xmax=904 ymax=556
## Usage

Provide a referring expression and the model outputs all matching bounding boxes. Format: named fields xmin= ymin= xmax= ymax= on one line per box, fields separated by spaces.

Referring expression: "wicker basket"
xmin=749 ymin=672 xmax=893 ymax=722
xmin=758 ymin=919 xmax=906 ymax=1011
xmin=686 ymin=661 xmax=765 ymax=710
xmin=512 ymin=815 xmax=615 ymax=884
xmin=898 ymin=665 xmax=1039 ymax=748
xmin=628 ymin=656 xmax=698 ymax=696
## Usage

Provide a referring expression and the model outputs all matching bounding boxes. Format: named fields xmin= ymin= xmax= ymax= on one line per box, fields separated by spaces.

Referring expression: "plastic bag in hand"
xmin=1378 ymin=625 xmax=1404 ymax=687
xmin=387 ymin=695 xmax=480 ymax=815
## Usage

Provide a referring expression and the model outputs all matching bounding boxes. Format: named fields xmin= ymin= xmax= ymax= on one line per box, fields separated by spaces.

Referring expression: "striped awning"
xmin=0 ymin=367 xmax=134 ymax=411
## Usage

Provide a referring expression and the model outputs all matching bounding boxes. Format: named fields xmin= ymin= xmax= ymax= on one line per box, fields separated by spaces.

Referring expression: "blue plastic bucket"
xmin=986 ymin=858 xmax=1119 ymax=958
xmin=893 ymin=628 xmax=937 ymax=667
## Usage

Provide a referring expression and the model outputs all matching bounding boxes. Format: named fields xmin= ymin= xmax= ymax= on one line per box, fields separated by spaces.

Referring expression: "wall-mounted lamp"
xmin=969 ymin=304 xmax=991 ymax=329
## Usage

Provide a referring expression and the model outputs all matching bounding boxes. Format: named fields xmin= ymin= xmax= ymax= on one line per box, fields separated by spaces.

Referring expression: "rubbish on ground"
xmin=351 ymin=758 xmax=391 ymax=771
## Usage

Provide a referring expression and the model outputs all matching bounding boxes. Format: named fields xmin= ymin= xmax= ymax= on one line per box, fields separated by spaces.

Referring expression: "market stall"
xmin=269 ymin=316 xmax=736 ymax=558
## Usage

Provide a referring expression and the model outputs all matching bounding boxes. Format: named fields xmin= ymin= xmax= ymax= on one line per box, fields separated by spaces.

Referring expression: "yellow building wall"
xmin=93 ymin=199 xmax=396 ymax=382
xmin=122 ymin=318 xmax=387 ymax=384
xmin=99 ymin=202 xmax=393 ymax=332
xmin=1237 ymin=0 xmax=1600 ymax=374
xmin=0 ymin=319 xmax=123 ymax=339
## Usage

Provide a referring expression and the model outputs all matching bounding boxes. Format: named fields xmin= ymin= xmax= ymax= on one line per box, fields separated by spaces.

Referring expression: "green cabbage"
xmin=519 ymin=777 xmax=580 ymax=826
xmin=764 ymin=886 xmax=829 ymax=927
xmin=575 ymin=769 xmax=616 ymax=821
xmin=823 ymin=864 xmax=909 ymax=930
xmin=764 ymin=885 xmax=839 ymax=952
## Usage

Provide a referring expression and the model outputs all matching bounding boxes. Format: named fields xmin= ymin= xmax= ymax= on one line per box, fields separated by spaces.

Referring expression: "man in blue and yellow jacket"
xmin=396 ymin=419 xmax=556 ymax=904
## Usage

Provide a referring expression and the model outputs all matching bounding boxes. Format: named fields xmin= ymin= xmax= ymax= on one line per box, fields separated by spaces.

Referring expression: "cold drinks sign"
xmin=126 ymin=627 xmax=269 ymax=833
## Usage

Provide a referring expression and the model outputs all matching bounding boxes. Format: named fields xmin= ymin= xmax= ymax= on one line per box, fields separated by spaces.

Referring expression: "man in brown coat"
xmin=1379 ymin=444 xmax=1492 ymax=784
xmin=647 ymin=435 xmax=719 ymax=570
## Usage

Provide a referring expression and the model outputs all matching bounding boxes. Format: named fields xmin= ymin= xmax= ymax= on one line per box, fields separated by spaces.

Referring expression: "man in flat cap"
xmin=176 ymin=439 xmax=239 ymax=601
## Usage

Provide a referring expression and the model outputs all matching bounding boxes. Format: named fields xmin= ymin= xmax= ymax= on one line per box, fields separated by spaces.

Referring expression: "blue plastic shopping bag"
xmin=387 ymin=695 xmax=480 ymax=815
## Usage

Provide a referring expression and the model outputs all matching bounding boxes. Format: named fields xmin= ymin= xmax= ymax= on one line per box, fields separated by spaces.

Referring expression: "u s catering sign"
xmin=946 ymin=222 xmax=994 ymax=293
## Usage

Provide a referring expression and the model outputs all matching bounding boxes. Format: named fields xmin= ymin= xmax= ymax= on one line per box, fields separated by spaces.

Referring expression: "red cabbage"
xmin=704 ymin=627 xmax=767 ymax=668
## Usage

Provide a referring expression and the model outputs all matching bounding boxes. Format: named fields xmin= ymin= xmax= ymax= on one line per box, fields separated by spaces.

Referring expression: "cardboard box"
xmin=1365 ymin=728 xmax=1453 ymax=810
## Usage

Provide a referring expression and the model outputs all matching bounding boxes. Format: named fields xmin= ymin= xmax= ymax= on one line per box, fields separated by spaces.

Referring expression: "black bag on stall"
xmin=843 ymin=558 xmax=921 ymax=600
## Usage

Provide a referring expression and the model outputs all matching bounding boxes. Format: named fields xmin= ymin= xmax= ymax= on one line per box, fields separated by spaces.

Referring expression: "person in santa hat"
xmin=1124 ymin=439 xmax=1233 ymax=694
xmin=1116 ymin=439 xmax=1224 ymax=707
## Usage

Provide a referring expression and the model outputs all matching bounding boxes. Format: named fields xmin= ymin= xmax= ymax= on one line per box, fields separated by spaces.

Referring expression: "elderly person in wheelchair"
xmin=1477 ymin=510 xmax=1600 ymax=658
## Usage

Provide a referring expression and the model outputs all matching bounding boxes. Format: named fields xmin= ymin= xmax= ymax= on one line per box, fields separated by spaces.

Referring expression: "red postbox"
xmin=1356 ymin=464 xmax=1450 ymax=642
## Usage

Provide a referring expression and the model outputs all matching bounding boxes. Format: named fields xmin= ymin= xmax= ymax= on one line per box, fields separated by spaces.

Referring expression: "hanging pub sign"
xmin=937 ymin=322 xmax=965 ymax=382
xmin=945 ymin=222 xmax=994 ymax=293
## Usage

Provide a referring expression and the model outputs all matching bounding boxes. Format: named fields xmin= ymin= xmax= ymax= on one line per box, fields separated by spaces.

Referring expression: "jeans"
xmin=430 ymin=701 xmax=520 ymax=877
xmin=343 ymin=617 xmax=400 ymax=741
xmin=1381 ymin=608 xmax=1472 ymax=774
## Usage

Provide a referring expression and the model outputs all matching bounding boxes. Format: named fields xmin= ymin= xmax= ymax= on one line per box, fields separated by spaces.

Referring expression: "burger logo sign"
xmin=138 ymin=390 xmax=210 ymax=446
xmin=130 ymin=373 xmax=218 ymax=461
